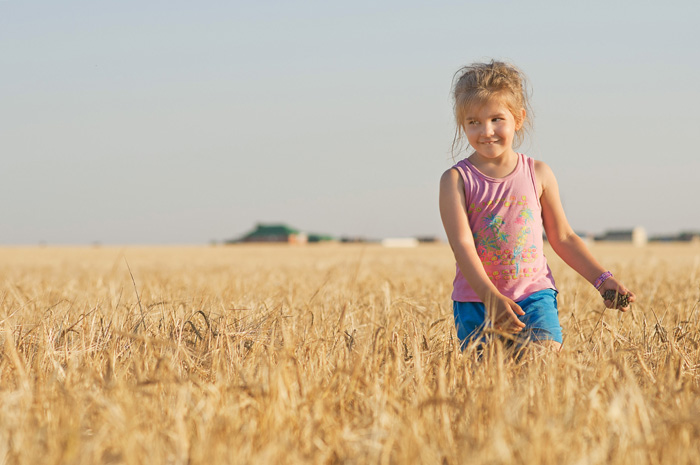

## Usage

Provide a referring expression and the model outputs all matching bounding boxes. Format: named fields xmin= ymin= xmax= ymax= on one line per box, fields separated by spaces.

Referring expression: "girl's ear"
xmin=515 ymin=108 xmax=526 ymax=130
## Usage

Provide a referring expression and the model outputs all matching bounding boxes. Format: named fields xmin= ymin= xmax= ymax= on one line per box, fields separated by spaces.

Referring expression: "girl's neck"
xmin=467 ymin=149 xmax=519 ymax=179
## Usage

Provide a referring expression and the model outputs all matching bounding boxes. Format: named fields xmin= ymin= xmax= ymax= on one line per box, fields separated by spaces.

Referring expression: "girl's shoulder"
xmin=531 ymin=159 xmax=561 ymax=199
xmin=442 ymin=157 xmax=471 ymax=181
xmin=533 ymin=159 xmax=556 ymax=183
xmin=440 ymin=165 xmax=465 ymax=187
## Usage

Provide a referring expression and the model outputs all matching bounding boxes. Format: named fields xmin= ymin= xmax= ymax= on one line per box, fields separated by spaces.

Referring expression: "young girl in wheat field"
xmin=439 ymin=60 xmax=636 ymax=351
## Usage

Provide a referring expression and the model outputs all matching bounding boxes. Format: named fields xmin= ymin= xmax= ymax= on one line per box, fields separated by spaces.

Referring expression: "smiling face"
xmin=462 ymin=96 xmax=525 ymax=163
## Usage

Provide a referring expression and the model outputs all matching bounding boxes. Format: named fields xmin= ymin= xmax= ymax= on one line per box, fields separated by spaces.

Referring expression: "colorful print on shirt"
xmin=468 ymin=195 xmax=539 ymax=282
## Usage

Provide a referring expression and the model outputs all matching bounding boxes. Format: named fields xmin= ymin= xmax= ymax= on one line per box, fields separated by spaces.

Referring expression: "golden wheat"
xmin=0 ymin=243 xmax=699 ymax=464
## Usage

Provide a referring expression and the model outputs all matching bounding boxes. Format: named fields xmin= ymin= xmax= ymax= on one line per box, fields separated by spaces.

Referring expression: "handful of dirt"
xmin=602 ymin=289 xmax=630 ymax=307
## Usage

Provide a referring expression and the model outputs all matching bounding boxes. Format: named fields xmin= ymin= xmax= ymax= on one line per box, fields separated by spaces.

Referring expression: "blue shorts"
xmin=453 ymin=288 xmax=562 ymax=348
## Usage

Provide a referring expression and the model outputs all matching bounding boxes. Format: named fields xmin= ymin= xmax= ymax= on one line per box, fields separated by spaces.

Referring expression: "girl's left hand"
xmin=599 ymin=277 xmax=636 ymax=311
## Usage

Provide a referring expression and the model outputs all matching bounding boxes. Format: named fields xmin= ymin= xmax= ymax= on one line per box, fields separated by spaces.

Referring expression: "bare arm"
xmin=536 ymin=161 xmax=636 ymax=310
xmin=439 ymin=168 xmax=525 ymax=330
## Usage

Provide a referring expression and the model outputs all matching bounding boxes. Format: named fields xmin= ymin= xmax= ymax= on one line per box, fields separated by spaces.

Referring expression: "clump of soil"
xmin=602 ymin=289 xmax=630 ymax=307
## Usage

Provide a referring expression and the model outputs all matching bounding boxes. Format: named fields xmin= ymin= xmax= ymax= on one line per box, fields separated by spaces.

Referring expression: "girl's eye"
xmin=468 ymin=120 xmax=479 ymax=125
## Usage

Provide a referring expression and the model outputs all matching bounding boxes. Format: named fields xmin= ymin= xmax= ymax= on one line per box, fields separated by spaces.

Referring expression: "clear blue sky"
xmin=2 ymin=0 xmax=699 ymax=244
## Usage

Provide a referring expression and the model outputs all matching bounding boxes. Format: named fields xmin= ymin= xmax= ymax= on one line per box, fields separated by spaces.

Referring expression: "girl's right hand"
xmin=485 ymin=292 xmax=526 ymax=333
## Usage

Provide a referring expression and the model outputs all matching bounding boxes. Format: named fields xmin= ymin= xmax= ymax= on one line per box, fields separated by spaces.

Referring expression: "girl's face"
xmin=463 ymin=98 xmax=524 ymax=161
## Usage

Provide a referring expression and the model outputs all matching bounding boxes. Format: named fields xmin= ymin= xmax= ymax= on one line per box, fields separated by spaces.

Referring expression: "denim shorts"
xmin=453 ymin=288 xmax=562 ymax=348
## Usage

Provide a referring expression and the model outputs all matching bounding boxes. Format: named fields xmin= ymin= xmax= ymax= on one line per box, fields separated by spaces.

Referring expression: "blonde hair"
xmin=451 ymin=60 xmax=532 ymax=155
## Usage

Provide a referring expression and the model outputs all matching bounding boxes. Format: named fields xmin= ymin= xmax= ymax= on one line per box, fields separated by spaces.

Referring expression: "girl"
xmin=439 ymin=60 xmax=635 ymax=351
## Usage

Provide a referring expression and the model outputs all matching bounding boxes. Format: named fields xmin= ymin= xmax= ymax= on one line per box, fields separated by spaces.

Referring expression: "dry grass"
xmin=1 ymin=243 xmax=699 ymax=465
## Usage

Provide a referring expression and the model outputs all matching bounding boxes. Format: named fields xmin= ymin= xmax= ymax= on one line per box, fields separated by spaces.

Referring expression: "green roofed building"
xmin=235 ymin=223 xmax=308 ymax=244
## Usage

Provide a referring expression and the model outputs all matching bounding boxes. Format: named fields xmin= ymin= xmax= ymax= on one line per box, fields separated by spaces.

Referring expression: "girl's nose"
xmin=482 ymin=122 xmax=495 ymax=136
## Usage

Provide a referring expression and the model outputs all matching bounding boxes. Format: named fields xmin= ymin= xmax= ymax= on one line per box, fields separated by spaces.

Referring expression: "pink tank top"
xmin=452 ymin=153 xmax=556 ymax=302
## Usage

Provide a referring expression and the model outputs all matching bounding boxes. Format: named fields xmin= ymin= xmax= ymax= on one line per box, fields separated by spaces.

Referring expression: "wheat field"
xmin=0 ymin=243 xmax=698 ymax=464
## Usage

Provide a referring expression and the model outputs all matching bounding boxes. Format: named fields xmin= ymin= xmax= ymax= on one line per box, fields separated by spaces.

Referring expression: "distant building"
xmin=307 ymin=233 xmax=337 ymax=243
xmin=416 ymin=236 xmax=442 ymax=243
xmin=340 ymin=236 xmax=370 ymax=243
xmin=678 ymin=231 xmax=700 ymax=243
xmin=595 ymin=227 xmax=647 ymax=247
xmin=648 ymin=234 xmax=677 ymax=243
xmin=648 ymin=231 xmax=700 ymax=243
xmin=234 ymin=223 xmax=308 ymax=244
xmin=381 ymin=238 xmax=419 ymax=248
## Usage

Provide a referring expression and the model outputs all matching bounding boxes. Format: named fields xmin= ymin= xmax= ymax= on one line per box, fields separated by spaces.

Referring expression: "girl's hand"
xmin=485 ymin=292 xmax=526 ymax=333
xmin=599 ymin=277 xmax=636 ymax=311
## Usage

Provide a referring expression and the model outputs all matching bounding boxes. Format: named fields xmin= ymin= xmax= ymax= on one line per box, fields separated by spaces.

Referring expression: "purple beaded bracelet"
xmin=594 ymin=271 xmax=613 ymax=290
